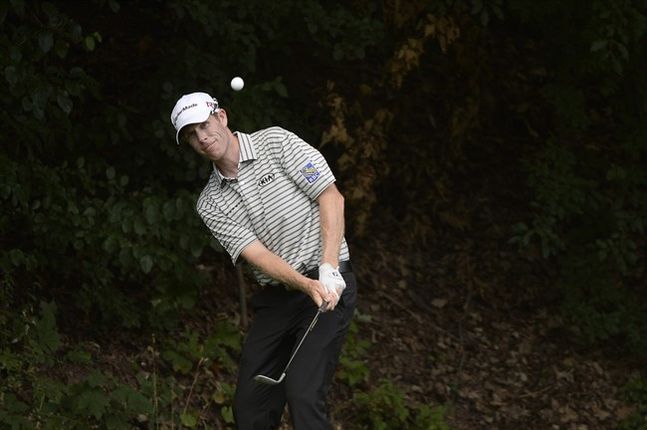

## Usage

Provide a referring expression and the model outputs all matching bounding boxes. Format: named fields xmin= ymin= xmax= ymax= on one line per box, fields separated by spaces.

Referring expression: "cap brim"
xmin=174 ymin=109 xmax=211 ymax=145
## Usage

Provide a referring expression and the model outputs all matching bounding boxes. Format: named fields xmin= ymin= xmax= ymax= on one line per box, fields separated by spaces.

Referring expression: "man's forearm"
xmin=240 ymin=240 xmax=311 ymax=291
xmin=318 ymin=184 xmax=345 ymax=267
xmin=240 ymin=240 xmax=338 ymax=309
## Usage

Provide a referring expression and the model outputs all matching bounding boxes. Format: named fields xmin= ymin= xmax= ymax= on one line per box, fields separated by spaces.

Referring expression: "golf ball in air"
xmin=230 ymin=76 xmax=244 ymax=91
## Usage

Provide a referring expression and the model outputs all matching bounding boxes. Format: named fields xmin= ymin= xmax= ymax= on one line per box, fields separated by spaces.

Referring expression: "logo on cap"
xmin=172 ymin=103 xmax=198 ymax=126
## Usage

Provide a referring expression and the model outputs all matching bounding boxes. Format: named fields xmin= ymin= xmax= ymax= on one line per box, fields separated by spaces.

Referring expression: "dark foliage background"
xmin=1 ymin=0 xmax=646 ymax=428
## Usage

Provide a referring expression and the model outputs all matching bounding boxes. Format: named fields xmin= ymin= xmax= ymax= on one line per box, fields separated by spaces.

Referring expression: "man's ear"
xmin=216 ymin=108 xmax=228 ymax=127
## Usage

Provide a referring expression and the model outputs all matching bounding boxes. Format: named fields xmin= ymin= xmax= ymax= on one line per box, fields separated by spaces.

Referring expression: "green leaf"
xmin=106 ymin=415 xmax=129 ymax=430
xmin=221 ymin=405 xmax=234 ymax=423
xmin=41 ymin=2 xmax=58 ymax=19
xmin=144 ymin=201 xmax=158 ymax=224
xmin=617 ymin=43 xmax=629 ymax=60
xmin=10 ymin=0 xmax=25 ymax=18
xmin=9 ymin=46 xmax=22 ymax=62
xmin=210 ymin=321 xmax=242 ymax=349
xmin=190 ymin=241 xmax=203 ymax=258
xmin=163 ymin=201 xmax=175 ymax=221
xmin=212 ymin=389 xmax=226 ymax=405
xmin=0 ymin=2 xmax=9 ymax=25
xmin=70 ymin=66 xmax=85 ymax=78
xmin=103 ymin=235 xmax=119 ymax=253
xmin=9 ymin=249 xmax=25 ymax=266
xmin=180 ymin=412 xmax=198 ymax=427
xmin=76 ymin=389 xmax=109 ymax=419
xmin=140 ymin=255 xmax=153 ymax=273
xmin=134 ymin=218 xmax=146 ymax=235
xmin=162 ymin=350 xmax=193 ymax=373
xmin=65 ymin=348 xmax=93 ymax=364
xmin=108 ymin=0 xmax=120 ymax=13
xmin=179 ymin=235 xmax=189 ymax=250
xmin=4 ymin=66 xmax=18 ymax=85
xmin=86 ymin=371 xmax=109 ymax=387
xmin=35 ymin=301 xmax=61 ymax=353
xmin=84 ymin=35 xmax=96 ymax=51
xmin=57 ymin=93 xmax=73 ymax=114
xmin=175 ymin=196 xmax=185 ymax=212
xmin=275 ymin=81 xmax=288 ymax=98
xmin=111 ymin=386 xmax=153 ymax=413
xmin=3 ymin=394 xmax=29 ymax=413
xmin=106 ymin=166 xmax=116 ymax=179
xmin=39 ymin=32 xmax=54 ymax=53
xmin=21 ymin=96 xmax=32 ymax=112
xmin=118 ymin=247 xmax=132 ymax=266
xmin=590 ymin=39 xmax=608 ymax=52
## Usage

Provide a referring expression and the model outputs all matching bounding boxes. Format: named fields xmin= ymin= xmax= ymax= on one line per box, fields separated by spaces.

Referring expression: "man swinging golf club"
xmin=170 ymin=91 xmax=357 ymax=429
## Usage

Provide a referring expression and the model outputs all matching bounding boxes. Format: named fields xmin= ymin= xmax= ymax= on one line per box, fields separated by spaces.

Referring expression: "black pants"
xmin=233 ymin=271 xmax=357 ymax=430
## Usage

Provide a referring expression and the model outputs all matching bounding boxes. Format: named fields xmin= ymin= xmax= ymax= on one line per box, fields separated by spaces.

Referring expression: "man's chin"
xmin=204 ymin=148 xmax=223 ymax=160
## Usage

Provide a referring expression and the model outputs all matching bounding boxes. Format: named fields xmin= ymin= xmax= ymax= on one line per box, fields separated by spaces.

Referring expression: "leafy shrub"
xmin=0 ymin=296 xmax=243 ymax=429
xmin=505 ymin=0 xmax=647 ymax=356
xmin=353 ymin=380 xmax=450 ymax=430
xmin=558 ymin=252 xmax=647 ymax=354
xmin=0 ymin=301 xmax=157 ymax=429
xmin=512 ymin=135 xmax=646 ymax=354
xmin=211 ymin=382 xmax=236 ymax=427
xmin=160 ymin=322 xmax=241 ymax=375
xmin=337 ymin=320 xmax=371 ymax=387
xmin=619 ymin=376 xmax=647 ymax=430
xmin=0 ymin=153 xmax=214 ymax=331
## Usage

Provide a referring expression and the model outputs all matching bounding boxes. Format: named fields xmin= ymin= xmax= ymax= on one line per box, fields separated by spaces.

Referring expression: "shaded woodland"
xmin=1 ymin=1 xmax=646 ymax=428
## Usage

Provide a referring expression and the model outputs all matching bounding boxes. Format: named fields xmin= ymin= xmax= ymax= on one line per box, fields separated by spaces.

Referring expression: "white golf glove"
xmin=318 ymin=263 xmax=346 ymax=302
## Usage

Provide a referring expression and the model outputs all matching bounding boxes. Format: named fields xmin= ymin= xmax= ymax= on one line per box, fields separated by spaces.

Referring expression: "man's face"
xmin=180 ymin=111 xmax=230 ymax=161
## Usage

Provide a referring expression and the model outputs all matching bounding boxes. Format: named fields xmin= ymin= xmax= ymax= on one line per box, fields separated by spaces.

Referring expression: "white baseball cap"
xmin=170 ymin=92 xmax=220 ymax=144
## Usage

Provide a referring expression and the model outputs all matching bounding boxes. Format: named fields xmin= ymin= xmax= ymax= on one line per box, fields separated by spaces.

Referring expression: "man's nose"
xmin=196 ymin=129 xmax=208 ymax=142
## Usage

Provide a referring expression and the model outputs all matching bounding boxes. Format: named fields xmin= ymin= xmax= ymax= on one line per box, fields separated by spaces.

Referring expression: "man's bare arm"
xmin=240 ymin=240 xmax=337 ymax=308
xmin=317 ymin=183 xmax=345 ymax=267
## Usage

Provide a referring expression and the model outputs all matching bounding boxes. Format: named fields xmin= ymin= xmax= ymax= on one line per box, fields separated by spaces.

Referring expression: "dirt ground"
xmin=323 ymin=237 xmax=641 ymax=430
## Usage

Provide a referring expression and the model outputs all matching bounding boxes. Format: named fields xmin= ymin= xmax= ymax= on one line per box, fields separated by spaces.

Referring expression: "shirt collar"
xmin=213 ymin=131 xmax=257 ymax=186
xmin=235 ymin=131 xmax=257 ymax=162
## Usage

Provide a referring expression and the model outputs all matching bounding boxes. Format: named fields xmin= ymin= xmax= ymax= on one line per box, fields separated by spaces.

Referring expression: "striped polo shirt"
xmin=196 ymin=126 xmax=350 ymax=286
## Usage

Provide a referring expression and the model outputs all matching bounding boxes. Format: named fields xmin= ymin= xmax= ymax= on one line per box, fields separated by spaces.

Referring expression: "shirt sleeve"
xmin=277 ymin=129 xmax=336 ymax=200
xmin=196 ymin=194 xmax=257 ymax=264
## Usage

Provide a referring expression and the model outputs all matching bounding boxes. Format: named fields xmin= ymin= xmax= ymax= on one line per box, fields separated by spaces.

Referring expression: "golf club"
xmin=253 ymin=302 xmax=327 ymax=385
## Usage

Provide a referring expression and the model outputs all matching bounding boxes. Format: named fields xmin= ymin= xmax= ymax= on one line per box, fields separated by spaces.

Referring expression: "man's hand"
xmin=318 ymin=263 xmax=346 ymax=309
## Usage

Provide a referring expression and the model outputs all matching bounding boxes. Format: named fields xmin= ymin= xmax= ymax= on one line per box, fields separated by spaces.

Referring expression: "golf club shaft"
xmin=253 ymin=302 xmax=327 ymax=385
xmin=281 ymin=303 xmax=325 ymax=374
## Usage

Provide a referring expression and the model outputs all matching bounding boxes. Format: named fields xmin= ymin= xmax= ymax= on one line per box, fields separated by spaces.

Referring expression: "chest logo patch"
xmin=300 ymin=162 xmax=321 ymax=184
xmin=258 ymin=173 xmax=275 ymax=187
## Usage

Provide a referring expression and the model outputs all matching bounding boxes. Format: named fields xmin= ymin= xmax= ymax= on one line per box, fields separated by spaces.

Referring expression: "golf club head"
xmin=253 ymin=372 xmax=286 ymax=385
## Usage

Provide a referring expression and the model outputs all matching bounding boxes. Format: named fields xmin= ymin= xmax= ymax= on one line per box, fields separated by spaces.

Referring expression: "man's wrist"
xmin=301 ymin=275 xmax=321 ymax=294
xmin=319 ymin=261 xmax=338 ymax=270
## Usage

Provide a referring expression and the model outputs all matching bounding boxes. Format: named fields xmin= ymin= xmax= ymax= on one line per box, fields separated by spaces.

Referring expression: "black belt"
xmin=305 ymin=260 xmax=353 ymax=280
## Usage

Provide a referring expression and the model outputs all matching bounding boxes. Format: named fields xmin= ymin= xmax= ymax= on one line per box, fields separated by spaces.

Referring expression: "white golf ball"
xmin=230 ymin=76 xmax=244 ymax=91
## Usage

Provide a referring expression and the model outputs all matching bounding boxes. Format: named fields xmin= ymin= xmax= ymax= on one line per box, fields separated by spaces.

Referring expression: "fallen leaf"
xmin=432 ymin=298 xmax=448 ymax=308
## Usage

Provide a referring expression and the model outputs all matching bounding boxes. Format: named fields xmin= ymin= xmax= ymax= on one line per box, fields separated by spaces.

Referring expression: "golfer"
xmin=170 ymin=92 xmax=357 ymax=429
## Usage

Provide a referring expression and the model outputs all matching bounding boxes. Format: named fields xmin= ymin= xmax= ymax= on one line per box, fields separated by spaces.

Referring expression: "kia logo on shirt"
xmin=258 ymin=173 xmax=275 ymax=187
